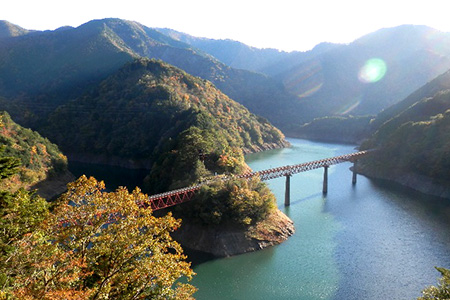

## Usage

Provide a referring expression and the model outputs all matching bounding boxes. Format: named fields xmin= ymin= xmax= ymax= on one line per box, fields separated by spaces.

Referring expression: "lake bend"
xmin=190 ymin=138 xmax=450 ymax=300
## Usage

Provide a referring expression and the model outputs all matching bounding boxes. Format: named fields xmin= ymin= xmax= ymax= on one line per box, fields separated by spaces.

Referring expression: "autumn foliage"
xmin=1 ymin=176 xmax=196 ymax=299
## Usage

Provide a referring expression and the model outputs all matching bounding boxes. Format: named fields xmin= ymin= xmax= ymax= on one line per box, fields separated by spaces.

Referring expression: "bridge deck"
xmin=146 ymin=150 xmax=369 ymax=211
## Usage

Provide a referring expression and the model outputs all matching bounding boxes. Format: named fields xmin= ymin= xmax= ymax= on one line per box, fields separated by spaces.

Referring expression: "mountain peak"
xmin=354 ymin=24 xmax=441 ymax=47
xmin=0 ymin=20 xmax=30 ymax=39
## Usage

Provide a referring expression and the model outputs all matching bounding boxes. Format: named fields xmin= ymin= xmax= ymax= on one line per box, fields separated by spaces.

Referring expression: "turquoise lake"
xmin=190 ymin=138 xmax=450 ymax=300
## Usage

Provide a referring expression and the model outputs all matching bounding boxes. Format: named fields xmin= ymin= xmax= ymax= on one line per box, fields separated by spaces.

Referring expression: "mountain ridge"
xmin=3 ymin=19 xmax=450 ymax=141
xmin=0 ymin=18 xmax=301 ymax=129
xmin=0 ymin=20 xmax=30 ymax=39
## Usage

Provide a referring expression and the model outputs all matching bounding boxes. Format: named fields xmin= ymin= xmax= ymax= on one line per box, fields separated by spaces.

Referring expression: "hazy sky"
xmin=2 ymin=0 xmax=450 ymax=52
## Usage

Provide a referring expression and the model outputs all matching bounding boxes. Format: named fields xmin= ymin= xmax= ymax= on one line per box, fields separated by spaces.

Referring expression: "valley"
xmin=1 ymin=17 xmax=450 ymax=299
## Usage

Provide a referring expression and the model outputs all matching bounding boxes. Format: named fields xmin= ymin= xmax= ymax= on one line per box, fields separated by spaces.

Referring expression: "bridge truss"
xmin=146 ymin=150 xmax=370 ymax=211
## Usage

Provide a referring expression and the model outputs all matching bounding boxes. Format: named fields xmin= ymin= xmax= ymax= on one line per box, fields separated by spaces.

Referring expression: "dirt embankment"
xmin=173 ymin=209 xmax=295 ymax=257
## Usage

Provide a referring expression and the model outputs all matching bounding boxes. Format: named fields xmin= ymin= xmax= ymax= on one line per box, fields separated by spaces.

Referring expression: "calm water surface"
xmin=191 ymin=138 xmax=450 ymax=300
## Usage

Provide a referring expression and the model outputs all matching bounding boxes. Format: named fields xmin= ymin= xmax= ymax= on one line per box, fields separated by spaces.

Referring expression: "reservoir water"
xmin=190 ymin=138 xmax=450 ymax=300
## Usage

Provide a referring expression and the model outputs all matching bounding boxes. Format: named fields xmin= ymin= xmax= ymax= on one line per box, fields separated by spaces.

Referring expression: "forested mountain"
xmin=0 ymin=18 xmax=300 ymax=129
xmin=0 ymin=20 xmax=133 ymax=101
xmin=42 ymin=59 xmax=288 ymax=192
xmin=369 ymin=69 xmax=450 ymax=132
xmin=159 ymin=25 xmax=450 ymax=120
xmin=358 ymin=69 xmax=450 ymax=194
xmin=289 ymin=115 xmax=372 ymax=144
xmin=3 ymin=19 xmax=450 ymax=144
xmin=157 ymin=25 xmax=450 ymax=141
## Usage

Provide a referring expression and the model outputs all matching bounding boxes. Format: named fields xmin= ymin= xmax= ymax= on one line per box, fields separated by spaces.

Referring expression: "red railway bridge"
xmin=147 ymin=150 xmax=370 ymax=211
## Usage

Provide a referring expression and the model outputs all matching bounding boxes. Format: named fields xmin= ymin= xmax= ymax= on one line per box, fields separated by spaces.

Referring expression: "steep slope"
xmin=290 ymin=115 xmax=372 ymax=144
xmin=0 ymin=20 xmax=135 ymax=99
xmin=358 ymin=71 xmax=450 ymax=197
xmin=0 ymin=111 xmax=72 ymax=198
xmin=369 ymin=69 xmax=450 ymax=131
xmin=160 ymin=24 xmax=450 ymax=139
xmin=5 ymin=20 xmax=448 ymax=141
xmin=77 ymin=20 xmax=303 ymax=128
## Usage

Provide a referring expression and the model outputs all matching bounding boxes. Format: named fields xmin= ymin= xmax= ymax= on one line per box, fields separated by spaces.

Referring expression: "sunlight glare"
xmin=358 ymin=58 xmax=387 ymax=83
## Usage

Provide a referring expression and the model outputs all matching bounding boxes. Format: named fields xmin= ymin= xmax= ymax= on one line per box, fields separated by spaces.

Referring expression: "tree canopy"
xmin=1 ymin=176 xmax=196 ymax=299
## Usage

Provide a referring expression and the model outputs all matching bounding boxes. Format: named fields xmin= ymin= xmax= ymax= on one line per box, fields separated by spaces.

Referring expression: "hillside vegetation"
xmin=0 ymin=111 xmax=69 ymax=195
xmin=160 ymin=25 xmax=450 ymax=132
xmin=0 ymin=19 xmax=300 ymax=129
xmin=3 ymin=20 xmax=450 ymax=141
xmin=0 ymin=20 xmax=30 ymax=39
xmin=360 ymin=74 xmax=450 ymax=186
xmin=0 ymin=19 xmax=290 ymax=231
xmin=42 ymin=59 xmax=287 ymax=192
xmin=0 ymin=155 xmax=196 ymax=299
xmin=289 ymin=115 xmax=372 ymax=144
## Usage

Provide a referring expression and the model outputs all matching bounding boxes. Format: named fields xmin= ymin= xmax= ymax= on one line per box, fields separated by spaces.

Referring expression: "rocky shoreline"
xmin=173 ymin=209 xmax=295 ymax=257
xmin=356 ymin=166 xmax=450 ymax=199
xmin=242 ymin=140 xmax=291 ymax=155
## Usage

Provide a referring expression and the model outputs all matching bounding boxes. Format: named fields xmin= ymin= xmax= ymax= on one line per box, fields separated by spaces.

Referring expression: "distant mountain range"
xmin=156 ymin=27 xmax=337 ymax=76
xmin=2 ymin=18 xmax=450 ymax=138
xmin=0 ymin=18 xmax=300 ymax=129
xmin=158 ymin=24 xmax=450 ymax=122
xmin=4 ymin=17 xmax=450 ymax=196
xmin=0 ymin=18 xmax=292 ymax=192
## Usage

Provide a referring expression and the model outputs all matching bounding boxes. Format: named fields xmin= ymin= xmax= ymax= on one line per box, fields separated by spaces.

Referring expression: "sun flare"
xmin=358 ymin=58 xmax=387 ymax=83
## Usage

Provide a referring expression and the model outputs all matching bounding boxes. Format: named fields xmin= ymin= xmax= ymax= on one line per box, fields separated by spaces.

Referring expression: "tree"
xmin=0 ymin=140 xmax=51 ymax=298
xmin=4 ymin=176 xmax=196 ymax=299
xmin=0 ymin=189 xmax=49 ymax=257
xmin=0 ymin=146 xmax=20 ymax=181
xmin=418 ymin=267 xmax=450 ymax=300
xmin=178 ymin=177 xmax=276 ymax=227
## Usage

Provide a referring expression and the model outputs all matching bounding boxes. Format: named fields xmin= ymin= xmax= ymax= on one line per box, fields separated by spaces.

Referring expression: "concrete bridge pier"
xmin=285 ymin=174 xmax=291 ymax=206
xmin=323 ymin=166 xmax=329 ymax=194
xmin=352 ymin=160 xmax=358 ymax=184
